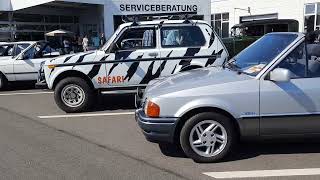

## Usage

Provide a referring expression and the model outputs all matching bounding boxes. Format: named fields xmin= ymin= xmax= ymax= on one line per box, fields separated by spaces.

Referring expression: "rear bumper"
xmin=135 ymin=109 xmax=179 ymax=143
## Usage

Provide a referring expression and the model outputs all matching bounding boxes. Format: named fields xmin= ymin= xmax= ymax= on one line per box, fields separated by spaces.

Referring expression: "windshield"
xmin=101 ymin=26 xmax=124 ymax=51
xmin=227 ymin=34 xmax=298 ymax=76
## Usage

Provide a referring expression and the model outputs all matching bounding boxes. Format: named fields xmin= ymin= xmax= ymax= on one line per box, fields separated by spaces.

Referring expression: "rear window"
xmin=161 ymin=26 xmax=206 ymax=48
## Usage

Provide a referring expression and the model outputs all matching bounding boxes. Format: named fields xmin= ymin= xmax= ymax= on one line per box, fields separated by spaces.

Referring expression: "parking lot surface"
xmin=1 ymin=87 xmax=320 ymax=180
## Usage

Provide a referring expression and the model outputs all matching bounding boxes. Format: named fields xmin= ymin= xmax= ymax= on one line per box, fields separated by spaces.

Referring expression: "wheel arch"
xmin=173 ymin=106 xmax=240 ymax=144
xmin=52 ymin=70 xmax=95 ymax=90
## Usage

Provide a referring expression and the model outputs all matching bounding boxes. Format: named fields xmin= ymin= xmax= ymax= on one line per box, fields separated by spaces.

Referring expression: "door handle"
xmin=148 ymin=52 xmax=159 ymax=57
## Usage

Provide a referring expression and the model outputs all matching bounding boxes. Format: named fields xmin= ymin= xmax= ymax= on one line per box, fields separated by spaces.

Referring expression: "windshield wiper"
xmin=224 ymin=58 xmax=250 ymax=75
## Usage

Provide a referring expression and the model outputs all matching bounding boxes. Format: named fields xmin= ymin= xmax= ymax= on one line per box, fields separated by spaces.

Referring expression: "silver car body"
xmin=137 ymin=32 xmax=320 ymax=142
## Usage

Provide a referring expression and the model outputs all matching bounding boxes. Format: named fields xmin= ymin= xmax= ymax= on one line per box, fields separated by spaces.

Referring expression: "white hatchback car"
xmin=0 ymin=41 xmax=60 ymax=90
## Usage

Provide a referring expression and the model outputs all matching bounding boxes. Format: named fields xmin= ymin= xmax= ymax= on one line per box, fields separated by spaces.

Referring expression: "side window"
xmin=0 ymin=45 xmax=14 ymax=57
xmin=23 ymin=46 xmax=36 ymax=59
xmin=14 ymin=43 xmax=30 ymax=57
xmin=277 ymin=43 xmax=306 ymax=79
xmin=115 ymin=27 xmax=156 ymax=51
xmin=306 ymin=43 xmax=320 ymax=78
xmin=161 ymin=26 xmax=206 ymax=48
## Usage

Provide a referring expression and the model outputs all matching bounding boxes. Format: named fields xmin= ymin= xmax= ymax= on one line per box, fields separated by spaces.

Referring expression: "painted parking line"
xmin=0 ymin=91 xmax=53 ymax=96
xmin=203 ymin=168 xmax=320 ymax=179
xmin=38 ymin=112 xmax=135 ymax=119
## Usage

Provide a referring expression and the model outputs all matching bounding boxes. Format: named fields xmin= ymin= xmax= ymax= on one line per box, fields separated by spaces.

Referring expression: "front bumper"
xmin=35 ymin=70 xmax=47 ymax=89
xmin=135 ymin=109 xmax=179 ymax=143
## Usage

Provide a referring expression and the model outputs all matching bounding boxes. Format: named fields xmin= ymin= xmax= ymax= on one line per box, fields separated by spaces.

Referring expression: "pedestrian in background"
xmin=77 ymin=36 xmax=83 ymax=52
xmin=91 ymin=33 xmax=100 ymax=49
xmin=82 ymin=35 xmax=89 ymax=52
xmin=100 ymin=33 xmax=106 ymax=47
xmin=63 ymin=38 xmax=71 ymax=54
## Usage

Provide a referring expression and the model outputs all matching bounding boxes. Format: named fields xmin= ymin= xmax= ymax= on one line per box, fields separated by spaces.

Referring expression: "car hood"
xmin=46 ymin=50 xmax=103 ymax=65
xmin=145 ymin=67 xmax=254 ymax=98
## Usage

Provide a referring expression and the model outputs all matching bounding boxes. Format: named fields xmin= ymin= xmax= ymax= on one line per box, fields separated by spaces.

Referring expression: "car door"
xmin=0 ymin=44 xmax=15 ymax=81
xmin=106 ymin=26 xmax=160 ymax=87
xmin=14 ymin=42 xmax=59 ymax=81
xmin=260 ymin=40 xmax=320 ymax=136
xmin=159 ymin=24 xmax=219 ymax=76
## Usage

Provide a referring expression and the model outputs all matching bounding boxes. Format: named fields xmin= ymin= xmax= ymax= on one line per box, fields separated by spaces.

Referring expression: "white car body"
xmin=0 ymin=41 xmax=60 ymax=83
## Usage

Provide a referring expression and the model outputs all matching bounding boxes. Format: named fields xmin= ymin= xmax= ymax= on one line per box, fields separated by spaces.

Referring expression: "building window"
xmin=304 ymin=3 xmax=320 ymax=32
xmin=211 ymin=13 xmax=229 ymax=38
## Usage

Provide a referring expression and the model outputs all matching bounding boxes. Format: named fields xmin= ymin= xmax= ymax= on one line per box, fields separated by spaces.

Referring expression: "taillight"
xmin=146 ymin=101 xmax=160 ymax=118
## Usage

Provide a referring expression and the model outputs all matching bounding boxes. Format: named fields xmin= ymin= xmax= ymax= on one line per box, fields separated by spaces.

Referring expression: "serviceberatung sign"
xmin=119 ymin=4 xmax=198 ymax=12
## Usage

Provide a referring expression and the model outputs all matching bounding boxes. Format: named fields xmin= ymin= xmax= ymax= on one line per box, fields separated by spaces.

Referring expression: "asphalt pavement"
xmin=1 ymin=86 xmax=320 ymax=180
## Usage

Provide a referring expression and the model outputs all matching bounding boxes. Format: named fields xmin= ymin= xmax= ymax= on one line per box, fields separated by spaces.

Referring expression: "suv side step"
xmin=100 ymin=90 xmax=137 ymax=94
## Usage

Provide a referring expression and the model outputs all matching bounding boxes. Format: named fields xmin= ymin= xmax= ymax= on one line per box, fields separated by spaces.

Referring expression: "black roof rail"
xmin=121 ymin=16 xmax=139 ymax=26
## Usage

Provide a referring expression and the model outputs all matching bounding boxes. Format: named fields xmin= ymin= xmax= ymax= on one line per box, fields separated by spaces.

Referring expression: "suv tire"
xmin=54 ymin=77 xmax=96 ymax=113
xmin=180 ymin=112 xmax=236 ymax=163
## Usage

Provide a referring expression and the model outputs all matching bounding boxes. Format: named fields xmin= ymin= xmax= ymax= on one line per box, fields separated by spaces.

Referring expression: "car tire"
xmin=180 ymin=112 xmax=236 ymax=163
xmin=54 ymin=77 xmax=96 ymax=113
xmin=0 ymin=73 xmax=8 ymax=91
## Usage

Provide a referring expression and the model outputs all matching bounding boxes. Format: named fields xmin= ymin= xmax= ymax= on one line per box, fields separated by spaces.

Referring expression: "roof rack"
xmin=122 ymin=16 xmax=139 ymax=26
xmin=121 ymin=14 xmax=197 ymax=24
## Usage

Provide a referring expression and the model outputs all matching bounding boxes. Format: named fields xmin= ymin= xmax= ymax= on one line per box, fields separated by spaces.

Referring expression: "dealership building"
xmin=1 ymin=0 xmax=320 ymax=41
xmin=211 ymin=0 xmax=320 ymax=38
xmin=0 ymin=0 xmax=210 ymax=41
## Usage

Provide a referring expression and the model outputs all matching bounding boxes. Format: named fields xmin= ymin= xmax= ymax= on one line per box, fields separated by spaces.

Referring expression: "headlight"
xmin=145 ymin=100 xmax=160 ymax=118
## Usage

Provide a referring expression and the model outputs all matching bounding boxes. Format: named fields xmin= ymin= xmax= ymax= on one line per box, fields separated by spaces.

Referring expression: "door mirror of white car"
xmin=17 ymin=54 xmax=24 ymax=60
xmin=270 ymin=68 xmax=291 ymax=82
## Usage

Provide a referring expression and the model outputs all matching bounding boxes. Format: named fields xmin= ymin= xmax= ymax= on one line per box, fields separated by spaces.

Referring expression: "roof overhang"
xmin=9 ymin=0 xmax=104 ymax=11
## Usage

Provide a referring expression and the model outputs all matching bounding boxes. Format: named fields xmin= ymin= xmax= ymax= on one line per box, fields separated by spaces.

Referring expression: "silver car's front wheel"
xmin=180 ymin=112 xmax=236 ymax=163
xmin=61 ymin=84 xmax=86 ymax=108
xmin=189 ymin=120 xmax=228 ymax=158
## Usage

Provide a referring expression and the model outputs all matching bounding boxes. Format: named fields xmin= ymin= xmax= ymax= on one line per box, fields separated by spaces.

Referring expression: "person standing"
xmin=77 ymin=36 xmax=83 ymax=52
xmin=63 ymin=38 xmax=71 ymax=54
xmin=91 ymin=34 xmax=100 ymax=49
xmin=82 ymin=35 xmax=89 ymax=52
xmin=100 ymin=33 xmax=106 ymax=47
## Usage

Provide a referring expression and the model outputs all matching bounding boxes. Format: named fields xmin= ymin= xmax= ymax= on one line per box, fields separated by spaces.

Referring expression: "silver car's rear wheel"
xmin=61 ymin=84 xmax=86 ymax=108
xmin=189 ymin=120 xmax=228 ymax=158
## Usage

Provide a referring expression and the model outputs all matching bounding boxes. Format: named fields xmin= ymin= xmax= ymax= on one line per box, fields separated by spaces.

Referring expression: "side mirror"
xmin=270 ymin=68 xmax=291 ymax=82
xmin=17 ymin=54 xmax=25 ymax=60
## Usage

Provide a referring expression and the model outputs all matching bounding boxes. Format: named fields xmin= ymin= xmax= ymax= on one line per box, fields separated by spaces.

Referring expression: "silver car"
xmin=136 ymin=32 xmax=320 ymax=163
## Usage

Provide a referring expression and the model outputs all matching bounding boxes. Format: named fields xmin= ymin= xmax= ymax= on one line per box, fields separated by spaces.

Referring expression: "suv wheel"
xmin=180 ymin=112 xmax=236 ymax=163
xmin=54 ymin=77 xmax=96 ymax=113
xmin=0 ymin=73 xmax=7 ymax=90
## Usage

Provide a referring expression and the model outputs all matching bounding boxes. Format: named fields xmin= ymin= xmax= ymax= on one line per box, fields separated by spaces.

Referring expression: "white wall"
xmin=10 ymin=0 xmax=55 ymax=10
xmin=0 ymin=0 xmax=12 ymax=11
xmin=211 ymin=0 xmax=309 ymax=33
